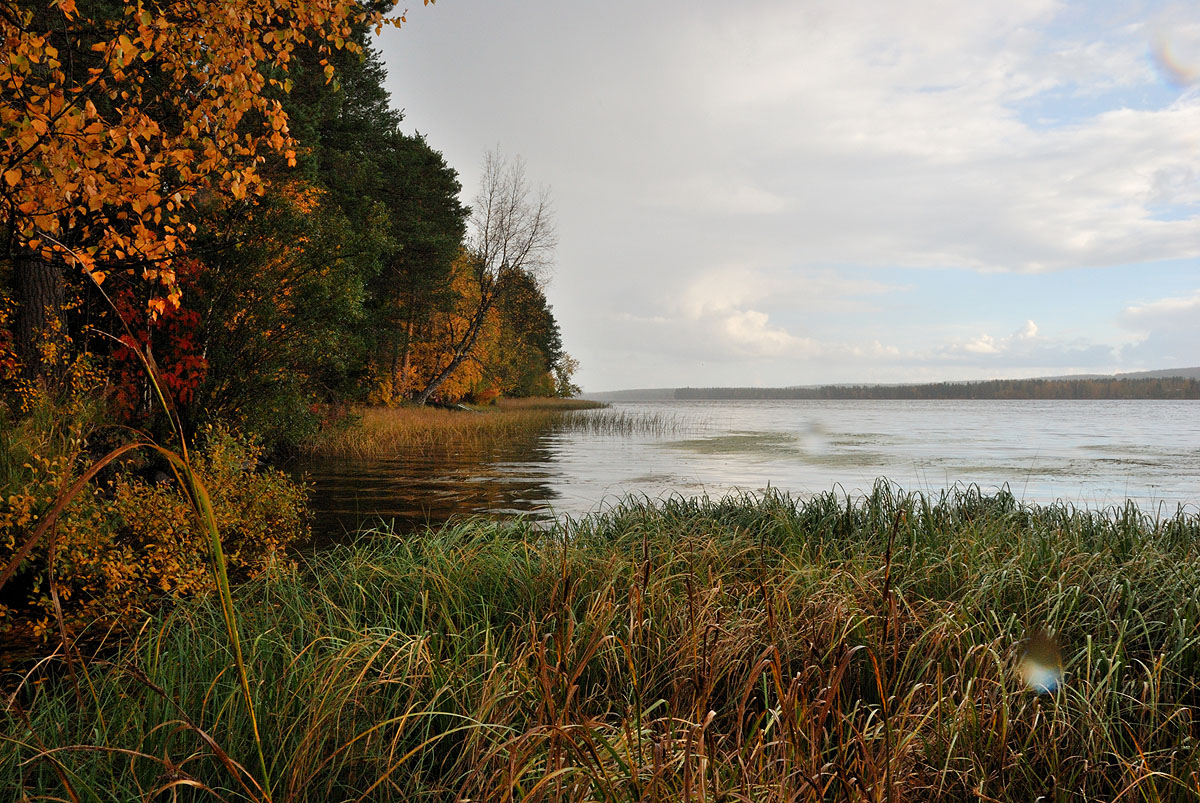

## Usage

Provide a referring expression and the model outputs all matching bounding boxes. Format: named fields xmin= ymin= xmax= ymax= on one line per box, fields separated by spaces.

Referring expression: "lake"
xmin=300 ymin=399 xmax=1200 ymax=537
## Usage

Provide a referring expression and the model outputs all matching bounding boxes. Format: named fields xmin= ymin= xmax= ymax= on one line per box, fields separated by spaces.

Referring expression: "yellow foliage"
xmin=0 ymin=421 xmax=309 ymax=636
xmin=375 ymin=253 xmax=504 ymax=404
xmin=0 ymin=0 xmax=406 ymax=309
xmin=0 ymin=284 xmax=108 ymax=417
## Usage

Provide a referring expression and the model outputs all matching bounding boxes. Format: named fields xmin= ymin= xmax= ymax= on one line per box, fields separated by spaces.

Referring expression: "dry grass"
xmin=302 ymin=399 xmax=698 ymax=460
xmin=302 ymin=400 xmax=598 ymax=459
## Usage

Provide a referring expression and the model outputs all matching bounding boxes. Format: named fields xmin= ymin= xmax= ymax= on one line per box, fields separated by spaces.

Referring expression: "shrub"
xmin=0 ymin=420 xmax=309 ymax=640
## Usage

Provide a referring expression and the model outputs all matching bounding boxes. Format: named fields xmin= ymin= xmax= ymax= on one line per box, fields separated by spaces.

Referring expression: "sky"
xmin=375 ymin=0 xmax=1200 ymax=392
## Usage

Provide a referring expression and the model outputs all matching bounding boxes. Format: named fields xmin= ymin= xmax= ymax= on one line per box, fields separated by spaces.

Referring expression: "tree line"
xmin=676 ymin=377 xmax=1200 ymax=401
xmin=0 ymin=0 xmax=577 ymax=451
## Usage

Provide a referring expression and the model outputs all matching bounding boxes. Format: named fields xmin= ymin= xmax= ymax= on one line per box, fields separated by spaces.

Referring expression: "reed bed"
xmin=303 ymin=401 xmax=693 ymax=460
xmin=6 ymin=484 xmax=1200 ymax=801
xmin=304 ymin=399 xmax=606 ymax=460
xmin=556 ymin=408 xmax=699 ymax=438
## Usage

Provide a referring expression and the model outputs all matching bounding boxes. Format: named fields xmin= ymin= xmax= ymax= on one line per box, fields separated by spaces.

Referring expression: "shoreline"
xmin=300 ymin=397 xmax=606 ymax=460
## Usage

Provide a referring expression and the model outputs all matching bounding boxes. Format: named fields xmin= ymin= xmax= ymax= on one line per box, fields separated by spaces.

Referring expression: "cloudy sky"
xmin=375 ymin=0 xmax=1200 ymax=392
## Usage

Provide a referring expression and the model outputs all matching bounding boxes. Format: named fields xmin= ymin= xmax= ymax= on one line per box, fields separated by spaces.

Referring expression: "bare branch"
xmin=467 ymin=149 xmax=557 ymax=288
xmin=413 ymin=148 xmax=556 ymax=405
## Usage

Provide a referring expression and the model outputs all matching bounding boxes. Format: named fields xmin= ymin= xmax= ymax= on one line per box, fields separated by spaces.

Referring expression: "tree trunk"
xmin=413 ymin=351 xmax=466 ymax=406
xmin=12 ymin=252 xmax=67 ymax=382
xmin=400 ymin=316 xmax=414 ymax=387
xmin=389 ymin=334 xmax=400 ymax=396
xmin=413 ymin=297 xmax=492 ymax=406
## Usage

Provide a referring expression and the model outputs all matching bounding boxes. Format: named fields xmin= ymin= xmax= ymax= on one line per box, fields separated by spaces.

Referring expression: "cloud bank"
xmin=379 ymin=0 xmax=1200 ymax=390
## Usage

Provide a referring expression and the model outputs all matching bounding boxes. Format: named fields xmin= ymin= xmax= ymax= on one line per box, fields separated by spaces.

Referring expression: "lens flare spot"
xmin=1020 ymin=630 xmax=1063 ymax=694
xmin=1152 ymin=27 xmax=1200 ymax=87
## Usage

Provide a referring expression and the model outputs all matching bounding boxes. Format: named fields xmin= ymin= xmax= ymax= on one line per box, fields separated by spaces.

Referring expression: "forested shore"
xmin=677 ymin=375 xmax=1200 ymax=400
xmin=2 ymin=0 xmax=577 ymax=451
xmin=1 ymin=2 xmax=581 ymax=643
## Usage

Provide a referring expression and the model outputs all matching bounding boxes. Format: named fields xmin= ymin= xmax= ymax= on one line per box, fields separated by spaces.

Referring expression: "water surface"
xmin=300 ymin=400 xmax=1200 ymax=537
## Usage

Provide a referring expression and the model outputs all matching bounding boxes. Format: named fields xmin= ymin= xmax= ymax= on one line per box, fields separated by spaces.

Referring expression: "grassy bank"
xmin=6 ymin=485 xmax=1200 ymax=801
xmin=305 ymin=398 xmax=604 ymax=459
xmin=304 ymin=398 xmax=694 ymax=460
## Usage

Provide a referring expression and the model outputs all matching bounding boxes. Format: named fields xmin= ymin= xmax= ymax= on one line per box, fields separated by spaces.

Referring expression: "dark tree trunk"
xmin=389 ymin=334 xmax=400 ymax=393
xmin=12 ymin=252 xmax=67 ymax=382
xmin=399 ymin=316 xmax=414 ymax=387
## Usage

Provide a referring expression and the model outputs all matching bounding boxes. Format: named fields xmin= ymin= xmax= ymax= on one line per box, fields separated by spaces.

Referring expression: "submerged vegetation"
xmin=7 ymin=485 xmax=1200 ymax=801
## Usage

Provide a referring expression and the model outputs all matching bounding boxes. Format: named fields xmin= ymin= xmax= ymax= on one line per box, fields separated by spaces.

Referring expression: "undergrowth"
xmin=0 ymin=417 xmax=309 ymax=643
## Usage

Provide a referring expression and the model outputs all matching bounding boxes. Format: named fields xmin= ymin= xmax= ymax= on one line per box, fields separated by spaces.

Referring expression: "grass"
xmin=303 ymin=398 xmax=602 ymax=459
xmin=303 ymin=399 xmax=695 ymax=460
xmin=557 ymin=407 xmax=697 ymax=438
xmin=6 ymin=483 xmax=1200 ymax=801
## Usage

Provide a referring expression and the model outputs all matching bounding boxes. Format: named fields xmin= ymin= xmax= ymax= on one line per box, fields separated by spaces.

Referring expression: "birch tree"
xmin=413 ymin=150 xmax=555 ymax=405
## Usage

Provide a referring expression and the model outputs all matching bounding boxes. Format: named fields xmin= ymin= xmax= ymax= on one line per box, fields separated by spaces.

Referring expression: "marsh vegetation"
xmin=7 ymin=485 xmax=1200 ymax=801
xmin=302 ymin=400 xmax=697 ymax=460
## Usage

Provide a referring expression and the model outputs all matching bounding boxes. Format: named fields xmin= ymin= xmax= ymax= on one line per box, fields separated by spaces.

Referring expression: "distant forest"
xmin=676 ymin=377 xmax=1200 ymax=401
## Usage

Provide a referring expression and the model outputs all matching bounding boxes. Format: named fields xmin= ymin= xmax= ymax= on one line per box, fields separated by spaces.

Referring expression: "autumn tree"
xmin=553 ymin=353 xmax=581 ymax=398
xmin=413 ymin=150 xmax=555 ymax=405
xmin=401 ymin=250 xmax=502 ymax=402
xmin=0 ymin=0 xmax=408 ymax=378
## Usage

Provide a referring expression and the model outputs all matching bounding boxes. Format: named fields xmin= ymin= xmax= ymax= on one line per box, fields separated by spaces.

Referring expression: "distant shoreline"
xmin=587 ymin=368 xmax=1200 ymax=402
xmin=675 ymin=376 xmax=1200 ymax=401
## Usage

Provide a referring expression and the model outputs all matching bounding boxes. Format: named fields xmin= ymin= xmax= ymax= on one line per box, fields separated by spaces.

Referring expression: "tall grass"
xmin=557 ymin=408 xmax=697 ymax=437
xmin=6 ymin=484 xmax=1200 ymax=800
xmin=0 ymin=260 xmax=275 ymax=800
xmin=303 ymin=400 xmax=695 ymax=460
xmin=303 ymin=400 xmax=599 ymax=459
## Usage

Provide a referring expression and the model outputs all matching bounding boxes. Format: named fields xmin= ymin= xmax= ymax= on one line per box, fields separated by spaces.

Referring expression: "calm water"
xmin=300 ymin=400 xmax=1200 ymax=537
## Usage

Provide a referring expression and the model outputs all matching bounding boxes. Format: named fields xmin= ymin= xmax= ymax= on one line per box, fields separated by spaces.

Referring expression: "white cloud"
xmin=936 ymin=319 xmax=1119 ymax=369
xmin=679 ymin=266 xmax=901 ymax=319
xmin=664 ymin=266 xmax=909 ymax=361
xmin=378 ymin=0 xmax=1200 ymax=389
xmin=1122 ymin=290 xmax=1200 ymax=326
xmin=721 ymin=310 xmax=804 ymax=355
xmin=964 ymin=334 xmax=1002 ymax=355
xmin=655 ymin=0 xmax=1200 ymax=272
xmin=1120 ymin=290 xmax=1200 ymax=365
xmin=951 ymin=320 xmax=1043 ymax=357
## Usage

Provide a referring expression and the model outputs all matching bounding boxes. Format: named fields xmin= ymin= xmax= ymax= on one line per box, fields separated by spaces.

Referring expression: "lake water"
xmin=300 ymin=400 xmax=1200 ymax=537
